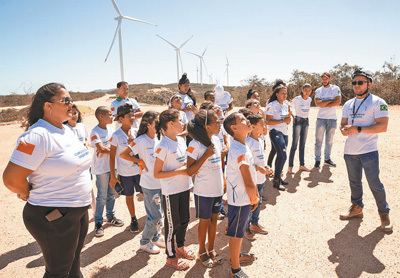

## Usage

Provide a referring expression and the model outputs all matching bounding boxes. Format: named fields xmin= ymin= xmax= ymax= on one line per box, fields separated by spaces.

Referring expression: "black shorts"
xmin=194 ymin=194 xmax=222 ymax=219
xmin=119 ymin=174 xmax=142 ymax=196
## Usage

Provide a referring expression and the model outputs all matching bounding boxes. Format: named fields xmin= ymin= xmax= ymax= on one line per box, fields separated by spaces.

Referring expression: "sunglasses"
xmin=352 ymin=81 xmax=368 ymax=86
xmin=48 ymin=97 xmax=73 ymax=105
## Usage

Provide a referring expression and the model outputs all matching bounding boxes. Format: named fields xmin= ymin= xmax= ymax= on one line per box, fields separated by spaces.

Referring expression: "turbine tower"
xmin=188 ymin=47 xmax=208 ymax=85
xmin=224 ymin=54 xmax=230 ymax=86
xmin=156 ymin=35 xmax=193 ymax=83
xmin=104 ymin=0 xmax=157 ymax=81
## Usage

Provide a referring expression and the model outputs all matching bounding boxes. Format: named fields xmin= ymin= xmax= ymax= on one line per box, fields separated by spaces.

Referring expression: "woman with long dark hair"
xmin=265 ymin=80 xmax=292 ymax=191
xmin=177 ymin=73 xmax=198 ymax=122
xmin=3 ymin=83 xmax=92 ymax=277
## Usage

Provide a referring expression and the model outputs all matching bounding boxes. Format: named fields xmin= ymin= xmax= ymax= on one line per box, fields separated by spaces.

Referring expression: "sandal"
xmin=176 ymin=247 xmax=196 ymax=260
xmin=209 ymin=249 xmax=223 ymax=265
xmin=165 ymin=257 xmax=189 ymax=270
xmin=239 ymin=253 xmax=256 ymax=264
xmin=197 ymin=251 xmax=214 ymax=268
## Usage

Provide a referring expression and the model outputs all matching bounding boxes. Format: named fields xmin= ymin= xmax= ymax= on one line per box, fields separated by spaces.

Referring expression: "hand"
xmin=283 ymin=116 xmax=291 ymax=124
xmin=256 ymin=166 xmax=268 ymax=175
xmin=109 ymin=176 xmax=120 ymax=189
xmin=96 ymin=150 xmax=104 ymax=158
xmin=138 ymin=159 xmax=148 ymax=173
xmin=17 ymin=193 xmax=28 ymax=201
xmin=341 ymin=125 xmax=354 ymax=136
xmin=250 ymin=196 xmax=260 ymax=212
xmin=221 ymin=147 xmax=228 ymax=159
xmin=204 ymin=144 xmax=215 ymax=158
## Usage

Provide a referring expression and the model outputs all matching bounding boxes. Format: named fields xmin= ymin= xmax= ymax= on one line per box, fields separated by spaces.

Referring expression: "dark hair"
xmin=223 ymin=112 xmax=238 ymax=137
xmin=178 ymin=73 xmax=197 ymax=106
xmin=204 ymin=90 xmax=214 ymax=100
xmin=245 ymin=99 xmax=258 ymax=109
xmin=199 ymin=101 xmax=214 ymax=110
xmin=156 ymin=109 xmax=180 ymax=140
xmin=117 ymin=81 xmax=128 ymax=88
xmin=187 ymin=109 xmax=216 ymax=147
xmin=95 ymin=106 xmax=111 ymax=121
xmin=27 ymin=82 xmax=66 ymax=129
xmin=238 ymin=108 xmax=254 ymax=118
xmin=137 ymin=111 xmax=159 ymax=138
xmin=247 ymin=89 xmax=257 ymax=100
xmin=64 ymin=104 xmax=82 ymax=125
xmin=268 ymin=79 xmax=287 ymax=103
xmin=115 ymin=103 xmax=133 ymax=121
xmin=301 ymin=83 xmax=312 ymax=95
xmin=247 ymin=113 xmax=263 ymax=125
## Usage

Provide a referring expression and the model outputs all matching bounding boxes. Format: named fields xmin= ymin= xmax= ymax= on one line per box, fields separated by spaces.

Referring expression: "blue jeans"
xmin=315 ymin=118 xmax=337 ymax=161
xmin=94 ymin=172 xmax=116 ymax=224
xmin=248 ymin=183 xmax=264 ymax=227
xmin=344 ymin=151 xmax=389 ymax=215
xmin=289 ymin=117 xmax=309 ymax=167
xmin=269 ymin=129 xmax=288 ymax=180
xmin=140 ymin=188 xmax=163 ymax=245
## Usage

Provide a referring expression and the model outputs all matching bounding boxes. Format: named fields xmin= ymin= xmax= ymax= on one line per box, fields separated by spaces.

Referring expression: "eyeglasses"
xmin=48 ymin=97 xmax=73 ymax=105
xmin=207 ymin=119 xmax=222 ymax=125
xmin=352 ymin=81 xmax=368 ymax=86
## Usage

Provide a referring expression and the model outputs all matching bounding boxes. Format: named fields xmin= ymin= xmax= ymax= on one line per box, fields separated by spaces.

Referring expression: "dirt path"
xmin=0 ymin=98 xmax=399 ymax=278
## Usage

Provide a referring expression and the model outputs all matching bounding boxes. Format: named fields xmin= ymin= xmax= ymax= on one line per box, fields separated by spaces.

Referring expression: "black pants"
xmin=162 ymin=190 xmax=190 ymax=258
xmin=23 ymin=203 xmax=89 ymax=278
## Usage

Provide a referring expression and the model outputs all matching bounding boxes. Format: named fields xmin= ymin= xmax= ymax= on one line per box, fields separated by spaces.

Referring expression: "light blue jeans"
xmin=248 ymin=183 xmax=264 ymax=227
xmin=344 ymin=151 xmax=389 ymax=215
xmin=315 ymin=118 xmax=337 ymax=161
xmin=140 ymin=188 xmax=163 ymax=245
xmin=94 ymin=172 xmax=116 ymax=224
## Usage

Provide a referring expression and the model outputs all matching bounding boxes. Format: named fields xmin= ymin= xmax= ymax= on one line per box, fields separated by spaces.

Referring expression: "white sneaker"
xmin=152 ymin=237 xmax=166 ymax=248
xmin=140 ymin=242 xmax=160 ymax=254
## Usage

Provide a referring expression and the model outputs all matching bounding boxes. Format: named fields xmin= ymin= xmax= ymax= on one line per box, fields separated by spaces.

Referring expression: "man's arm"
xmin=342 ymin=117 xmax=388 ymax=135
xmin=315 ymin=95 xmax=341 ymax=108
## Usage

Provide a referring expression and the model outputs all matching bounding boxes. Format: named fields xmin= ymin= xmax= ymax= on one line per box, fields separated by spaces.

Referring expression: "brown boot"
xmin=380 ymin=213 xmax=393 ymax=233
xmin=340 ymin=204 xmax=363 ymax=220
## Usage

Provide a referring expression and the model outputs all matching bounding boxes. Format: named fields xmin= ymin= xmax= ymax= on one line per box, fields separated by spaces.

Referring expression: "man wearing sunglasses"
xmin=314 ymin=72 xmax=341 ymax=168
xmin=339 ymin=68 xmax=392 ymax=233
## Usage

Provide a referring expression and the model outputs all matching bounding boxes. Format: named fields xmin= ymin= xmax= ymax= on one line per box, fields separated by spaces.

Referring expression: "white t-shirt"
xmin=90 ymin=125 xmax=114 ymax=175
xmin=245 ymin=136 xmax=266 ymax=185
xmin=265 ymin=100 xmax=290 ymax=135
xmin=342 ymin=94 xmax=389 ymax=155
xmin=216 ymin=125 xmax=227 ymax=147
xmin=291 ymin=95 xmax=312 ymax=118
xmin=315 ymin=85 xmax=341 ymax=119
xmin=180 ymin=110 xmax=188 ymax=125
xmin=110 ymin=127 xmax=139 ymax=177
xmin=10 ymin=119 xmax=92 ymax=207
xmin=177 ymin=92 xmax=195 ymax=122
xmin=215 ymin=91 xmax=233 ymax=111
xmin=186 ymin=136 xmax=224 ymax=197
xmin=129 ymin=134 xmax=161 ymax=190
xmin=226 ymin=139 xmax=256 ymax=206
xmin=65 ymin=122 xmax=89 ymax=144
xmin=111 ymin=98 xmax=141 ymax=129
xmin=154 ymin=136 xmax=193 ymax=195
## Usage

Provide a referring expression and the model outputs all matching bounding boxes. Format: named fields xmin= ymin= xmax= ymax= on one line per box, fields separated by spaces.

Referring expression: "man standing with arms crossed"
xmin=314 ymin=72 xmax=341 ymax=168
xmin=339 ymin=68 xmax=392 ymax=233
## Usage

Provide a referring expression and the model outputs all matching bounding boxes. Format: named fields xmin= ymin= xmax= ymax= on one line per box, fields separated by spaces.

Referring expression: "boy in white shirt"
xmin=90 ymin=106 xmax=124 ymax=237
xmin=223 ymin=112 xmax=259 ymax=278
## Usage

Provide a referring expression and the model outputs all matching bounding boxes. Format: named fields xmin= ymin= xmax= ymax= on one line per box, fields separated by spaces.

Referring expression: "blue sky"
xmin=0 ymin=0 xmax=399 ymax=95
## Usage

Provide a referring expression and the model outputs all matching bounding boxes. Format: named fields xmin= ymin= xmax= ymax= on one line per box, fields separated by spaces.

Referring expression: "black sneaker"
xmin=280 ymin=179 xmax=288 ymax=185
xmin=324 ymin=159 xmax=336 ymax=167
xmin=273 ymin=178 xmax=286 ymax=191
xmin=314 ymin=160 xmax=321 ymax=168
xmin=95 ymin=223 xmax=104 ymax=237
xmin=106 ymin=216 xmax=124 ymax=227
xmin=130 ymin=219 xmax=139 ymax=233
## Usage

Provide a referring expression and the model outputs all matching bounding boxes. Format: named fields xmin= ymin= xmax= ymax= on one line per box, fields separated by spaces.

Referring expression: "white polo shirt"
xmin=10 ymin=119 xmax=92 ymax=207
xmin=342 ymin=94 xmax=388 ymax=155
xmin=315 ymin=85 xmax=341 ymax=119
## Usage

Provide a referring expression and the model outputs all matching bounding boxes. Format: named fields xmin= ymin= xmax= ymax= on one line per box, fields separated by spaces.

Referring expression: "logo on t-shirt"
xmin=237 ymin=154 xmax=245 ymax=163
xmin=111 ymin=107 xmax=115 ymax=111
xmin=109 ymin=137 xmax=113 ymax=142
xmin=156 ymin=148 xmax=162 ymax=154
xmin=380 ymin=105 xmax=388 ymax=111
xmin=16 ymin=141 xmax=35 ymax=155
xmin=130 ymin=141 xmax=136 ymax=147
xmin=187 ymin=146 xmax=194 ymax=153
xmin=91 ymin=135 xmax=98 ymax=141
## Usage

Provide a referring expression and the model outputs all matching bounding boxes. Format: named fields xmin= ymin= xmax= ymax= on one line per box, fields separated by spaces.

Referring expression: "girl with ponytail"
xmin=186 ymin=109 xmax=225 ymax=267
xmin=177 ymin=73 xmax=198 ymax=122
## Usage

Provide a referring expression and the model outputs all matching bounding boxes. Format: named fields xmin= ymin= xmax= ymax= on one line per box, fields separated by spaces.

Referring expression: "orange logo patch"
xmin=91 ymin=135 xmax=97 ymax=141
xmin=266 ymin=107 xmax=270 ymax=111
xmin=187 ymin=146 xmax=194 ymax=153
xmin=16 ymin=141 xmax=35 ymax=155
xmin=111 ymin=107 xmax=115 ymax=111
xmin=237 ymin=154 xmax=245 ymax=163
xmin=129 ymin=141 xmax=136 ymax=147
xmin=156 ymin=148 xmax=162 ymax=154
xmin=109 ymin=137 xmax=113 ymax=142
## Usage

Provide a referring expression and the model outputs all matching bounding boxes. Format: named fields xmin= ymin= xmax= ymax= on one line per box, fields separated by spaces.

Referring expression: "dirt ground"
xmin=0 ymin=95 xmax=399 ymax=278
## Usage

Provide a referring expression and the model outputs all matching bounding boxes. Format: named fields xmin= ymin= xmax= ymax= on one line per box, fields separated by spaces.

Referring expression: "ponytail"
xmin=187 ymin=109 xmax=215 ymax=147
xmin=137 ymin=111 xmax=159 ymax=138
xmin=157 ymin=109 xmax=180 ymax=140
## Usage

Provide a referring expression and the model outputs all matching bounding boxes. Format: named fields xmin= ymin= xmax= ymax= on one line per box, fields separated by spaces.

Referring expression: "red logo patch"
xmin=16 ymin=141 xmax=35 ymax=155
xmin=237 ymin=154 xmax=245 ymax=163
xmin=187 ymin=146 xmax=194 ymax=153
xmin=91 ymin=135 xmax=97 ymax=141
xmin=156 ymin=148 xmax=162 ymax=154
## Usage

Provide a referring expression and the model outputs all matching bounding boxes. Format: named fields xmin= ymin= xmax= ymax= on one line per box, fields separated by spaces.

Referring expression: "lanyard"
xmin=352 ymin=94 xmax=370 ymax=125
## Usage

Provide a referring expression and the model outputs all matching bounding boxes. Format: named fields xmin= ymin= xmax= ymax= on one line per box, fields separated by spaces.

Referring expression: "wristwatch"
xmin=357 ymin=126 xmax=362 ymax=133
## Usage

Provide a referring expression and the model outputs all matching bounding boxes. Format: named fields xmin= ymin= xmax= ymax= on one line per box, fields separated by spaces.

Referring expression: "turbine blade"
xmin=111 ymin=0 xmax=122 ymax=16
xmin=202 ymin=58 xmax=209 ymax=76
xmin=187 ymin=51 xmax=201 ymax=58
xmin=122 ymin=16 xmax=157 ymax=26
xmin=179 ymin=35 xmax=193 ymax=49
xmin=202 ymin=47 xmax=208 ymax=57
xmin=105 ymin=19 xmax=122 ymax=62
xmin=156 ymin=34 xmax=178 ymax=49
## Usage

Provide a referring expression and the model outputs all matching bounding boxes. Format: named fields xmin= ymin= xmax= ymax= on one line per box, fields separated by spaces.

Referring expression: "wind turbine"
xmin=104 ymin=0 xmax=157 ymax=81
xmin=196 ymin=64 xmax=199 ymax=83
xmin=156 ymin=35 xmax=193 ymax=83
xmin=224 ymin=54 xmax=231 ymax=86
xmin=188 ymin=47 xmax=208 ymax=85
